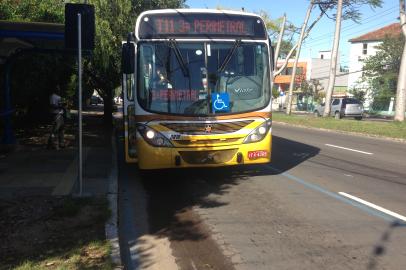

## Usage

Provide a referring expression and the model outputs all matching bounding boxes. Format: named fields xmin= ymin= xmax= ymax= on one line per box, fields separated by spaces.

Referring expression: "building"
xmin=273 ymin=51 xmax=348 ymax=111
xmin=273 ymin=60 xmax=307 ymax=110
xmin=274 ymin=60 xmax=307 ymax=91
xmin=307 ymin=51 xmax=348 ymax=97
xmin=347 ymin=23 xmax=401 ymax=108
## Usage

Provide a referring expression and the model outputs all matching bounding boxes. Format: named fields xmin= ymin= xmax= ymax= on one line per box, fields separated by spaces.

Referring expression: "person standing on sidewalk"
xmin=47 ymin=86 xmax=66 ymax=150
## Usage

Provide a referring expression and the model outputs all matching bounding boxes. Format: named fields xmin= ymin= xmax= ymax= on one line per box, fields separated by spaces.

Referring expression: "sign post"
xmin=65 ymin=3 xmax=94 ymax=196
xmin=78 ymin=13 xmax=83 ymax=196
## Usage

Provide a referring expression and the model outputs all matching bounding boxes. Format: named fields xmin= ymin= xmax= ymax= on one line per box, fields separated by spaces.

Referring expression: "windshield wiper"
xmin=218 ymin=39 xmax=241 ymax=73
xmin=168 ymin=39 xmax=189 ymax=77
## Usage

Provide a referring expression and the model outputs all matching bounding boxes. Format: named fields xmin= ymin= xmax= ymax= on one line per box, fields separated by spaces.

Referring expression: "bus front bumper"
xmin=136 ymin=133 xmax=272 ymax=169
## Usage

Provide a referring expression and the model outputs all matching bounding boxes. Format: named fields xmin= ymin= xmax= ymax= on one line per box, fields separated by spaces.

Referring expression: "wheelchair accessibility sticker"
xmin=212 ymin=93 xmax=230 ymax=112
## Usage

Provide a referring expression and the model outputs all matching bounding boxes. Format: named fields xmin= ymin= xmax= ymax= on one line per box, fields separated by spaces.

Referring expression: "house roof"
xmin=349 ymin=23 xmax=401 ymax=43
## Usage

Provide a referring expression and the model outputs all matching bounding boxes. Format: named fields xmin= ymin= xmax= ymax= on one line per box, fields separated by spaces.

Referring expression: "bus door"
xmin=122 ymin=41 xmax=137 ymax=162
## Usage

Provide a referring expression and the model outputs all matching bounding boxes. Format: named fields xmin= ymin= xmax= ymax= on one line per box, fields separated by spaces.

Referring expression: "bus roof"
xmin=137 ymin=8 xmax=262 ymax=18
xmin=135 ymin=9 xmax=267 ymax=40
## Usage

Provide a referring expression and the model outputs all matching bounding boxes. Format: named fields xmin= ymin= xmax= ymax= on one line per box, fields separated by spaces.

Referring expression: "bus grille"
xmin=179 ymin=149 xmax=238 ymax=164
xmin=175 ymin=137 xmax=240 ymax=146
xmin=161 ymin=120 xmax=253 ymax=135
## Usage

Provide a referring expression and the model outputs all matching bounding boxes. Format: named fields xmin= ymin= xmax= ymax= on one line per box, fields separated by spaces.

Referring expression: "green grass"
xmin=273 ymin=112 xmax=406 ymax=140
xmin=14 ymin=240 xmax=113 ymax=270
xmin=4 ymin=197 xmax=114 ymax=270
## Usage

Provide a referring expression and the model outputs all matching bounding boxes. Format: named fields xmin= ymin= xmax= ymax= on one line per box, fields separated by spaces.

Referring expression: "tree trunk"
xmin=103 ymin=89 xmax=113 ymax=127
xmin=286 ymin=1 xmax=314 ymax=115
xmin=274 ymin=14 xmax=286 ymax=68
xmin=395 ymin=0 xmax=406 ymax=121
xmin=323 ymin=0 xmax=343 ymax=117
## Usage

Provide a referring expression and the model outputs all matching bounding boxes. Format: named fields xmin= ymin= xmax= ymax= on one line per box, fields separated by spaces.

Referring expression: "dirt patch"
xmin=0 ymin=196 xmax=112 ymax=270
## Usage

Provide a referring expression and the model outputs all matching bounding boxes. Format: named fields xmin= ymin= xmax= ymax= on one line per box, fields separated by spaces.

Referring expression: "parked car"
xmin=314 ymin=97 xmax=363 ymax=120
xmin=90 ymin=95 xmax=103 ymax=105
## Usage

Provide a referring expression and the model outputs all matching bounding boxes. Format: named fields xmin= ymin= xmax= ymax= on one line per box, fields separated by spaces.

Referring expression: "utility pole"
xmin=323 ymin=0 xmax=343 ymax=118
xmin=286 ymin=1 xmax=314 ymax=115
xmin=274 ymin=13 xmax=286 ymax=68
xmin=395 ymin=0 xmax=406 ymax=121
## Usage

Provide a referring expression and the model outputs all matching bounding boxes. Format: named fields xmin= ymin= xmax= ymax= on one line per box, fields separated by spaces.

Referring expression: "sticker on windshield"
xmin=212 ymin=93 xmax=230 ymax=112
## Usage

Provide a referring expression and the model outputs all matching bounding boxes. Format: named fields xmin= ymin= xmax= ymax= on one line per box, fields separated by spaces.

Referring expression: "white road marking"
xmin=325 ymin=144 xmax=373 ymax=155
xmin=338 ymin=192 xmax=406 ymax=222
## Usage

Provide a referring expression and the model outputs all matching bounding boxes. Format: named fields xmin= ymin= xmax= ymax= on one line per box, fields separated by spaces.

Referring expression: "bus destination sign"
xmin=139 ymin=13 xmax=266 ymax=39
xmin=155 ymin=18 xmax=249 ymax=35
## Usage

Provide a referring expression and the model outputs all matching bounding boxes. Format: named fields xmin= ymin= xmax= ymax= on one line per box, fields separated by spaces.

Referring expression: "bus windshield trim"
xmin=136 ymin=41 xmax=271 ymax=117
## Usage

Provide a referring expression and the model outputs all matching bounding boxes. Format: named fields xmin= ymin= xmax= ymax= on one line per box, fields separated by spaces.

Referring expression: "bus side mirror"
xmin=122 ymin=42 xmax=135 ymax=74
xmin=270 ymin=45 xmax=275 ymax=71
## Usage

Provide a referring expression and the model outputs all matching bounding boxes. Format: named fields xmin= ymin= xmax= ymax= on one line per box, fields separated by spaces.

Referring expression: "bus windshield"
xmin=137 ymin=41 xmax=270 ymax=115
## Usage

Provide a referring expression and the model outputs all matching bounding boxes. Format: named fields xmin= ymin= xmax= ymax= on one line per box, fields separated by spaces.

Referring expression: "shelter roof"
xmin=0 ymin=20 xmax=64 ymax=63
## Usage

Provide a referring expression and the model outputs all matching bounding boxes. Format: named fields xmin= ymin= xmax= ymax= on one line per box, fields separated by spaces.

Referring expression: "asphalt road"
xmin=118 ymin=122 xmax=406 ymax=270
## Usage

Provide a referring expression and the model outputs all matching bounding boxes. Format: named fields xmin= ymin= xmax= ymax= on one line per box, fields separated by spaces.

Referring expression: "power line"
xmin=306 ymin=5 xmax=398 ymax=44
xmin=304 ymin=14 xmax=398 ymax=47
xmin=302 ymin=18 xmax=398 ymax=49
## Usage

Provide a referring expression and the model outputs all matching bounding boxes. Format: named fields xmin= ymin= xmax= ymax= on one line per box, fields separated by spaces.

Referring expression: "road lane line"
xmin=338 ymin=192 xmax=406 ymax=222
xmin=267 ymin=165 xmax=406 ymax=224
xmin=325 ymin=144 xmax=373 ymax=155
xmin=267 ymin=165 xmax=395 ymax=223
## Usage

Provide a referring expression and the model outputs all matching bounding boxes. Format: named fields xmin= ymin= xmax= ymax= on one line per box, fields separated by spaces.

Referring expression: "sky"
xmin=185 ymin=0 xmax=399 ymax=67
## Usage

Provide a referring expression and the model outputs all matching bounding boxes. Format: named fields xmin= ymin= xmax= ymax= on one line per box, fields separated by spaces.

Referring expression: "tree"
xmin=0 ymin=0 xmax=64 ymax=22
xmin=395 ymin=0 xmax=406 ymax=121
xmin=266 ymin=13 xmax=298 ymax=65
xmin=315 ymin=0 xmax=382 ymax=117
xmin=362 ymin=35 xmax=404 ymax=111
xmin=286 ymin=1 xmax=316 ymax=115
xmin=349 ymin=87 xmax=367 ymax=104
xmin=83 ymin=0 xmax=186 ymax=126
xmin=283 ymin=0 xmax=382 ymax=115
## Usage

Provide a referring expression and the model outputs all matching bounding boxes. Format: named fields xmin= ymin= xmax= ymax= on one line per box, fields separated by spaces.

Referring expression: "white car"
xmin=314 ymin=98 xmax=363 ymax=120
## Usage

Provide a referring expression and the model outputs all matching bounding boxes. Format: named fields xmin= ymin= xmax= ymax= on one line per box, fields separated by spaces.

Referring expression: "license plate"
xmin=248 ymin=150 xmax=268 ymax=160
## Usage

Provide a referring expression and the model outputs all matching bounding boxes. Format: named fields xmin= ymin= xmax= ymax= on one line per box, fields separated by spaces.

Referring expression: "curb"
xmin=105 ymin=131 xmax=123 ymax=269
xmin=273 ymin=121 xmax=406 ymax=144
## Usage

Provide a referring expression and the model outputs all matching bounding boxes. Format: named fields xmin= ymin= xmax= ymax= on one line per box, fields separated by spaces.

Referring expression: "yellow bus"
xmin=121 ymin=9 xmax=273 ymax=169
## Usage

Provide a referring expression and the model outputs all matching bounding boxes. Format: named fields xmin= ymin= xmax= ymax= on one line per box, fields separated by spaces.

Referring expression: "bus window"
xmin=209 ymin=43 xmax=270 ymax=112
xmin=138 ymin=42 xmax=206 ymax=114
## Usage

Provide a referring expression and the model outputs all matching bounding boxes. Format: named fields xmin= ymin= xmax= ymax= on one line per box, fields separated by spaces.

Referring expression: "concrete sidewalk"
xmin=0 ymin=110 xmax=112 ymax=199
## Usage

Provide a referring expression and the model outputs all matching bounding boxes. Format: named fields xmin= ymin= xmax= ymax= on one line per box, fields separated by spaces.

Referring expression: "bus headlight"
xmin=146 ymin=130 xmax=155 ymax=139
xmin=243 ymin=120 xmax=271 ymax=144
xmin=137 ymin=124 xmax=173 ymax=147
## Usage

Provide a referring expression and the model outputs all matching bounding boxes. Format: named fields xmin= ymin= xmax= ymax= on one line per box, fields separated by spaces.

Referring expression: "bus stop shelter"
xmin=0 ymin=20 xmax=64 ymax=144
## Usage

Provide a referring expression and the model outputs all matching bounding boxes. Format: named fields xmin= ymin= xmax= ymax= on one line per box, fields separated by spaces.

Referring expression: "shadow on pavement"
xmin=139 ymin=135 xmax=320 ymax=240
xmin=367 ymin=220 xmax=406 ymax=270
xmin=118 ymin=133 xmax=320 ymax=268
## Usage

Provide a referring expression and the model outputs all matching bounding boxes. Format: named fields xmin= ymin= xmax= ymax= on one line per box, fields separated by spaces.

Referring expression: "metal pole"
xmin=78 ymin=13 xmax=83 ymax=195
xmin=323 ymin=0 xmax=343 ymax=117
